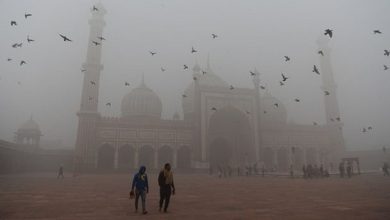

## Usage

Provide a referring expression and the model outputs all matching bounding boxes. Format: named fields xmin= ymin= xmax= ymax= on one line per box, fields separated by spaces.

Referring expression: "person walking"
xmin=57 ymin=165 xmax=64 ymax=179
xmin=131 ymin=166 xmax=149 ymax=214
xmin=158 ymin=163 xmax=175 ymax=213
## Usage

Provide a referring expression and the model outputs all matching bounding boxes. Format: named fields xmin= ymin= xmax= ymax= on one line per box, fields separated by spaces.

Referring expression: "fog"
xmin=0 ymin=0 xmax=389 ymax=150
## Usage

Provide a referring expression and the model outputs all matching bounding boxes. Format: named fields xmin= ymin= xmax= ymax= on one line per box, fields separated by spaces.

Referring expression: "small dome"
xmin=260 ymin=93 xmax=287 ymax=124
xmin=121 ymin=78 xmax=162 ymax=119
xmin=19 ymin=117 xmax=41 ymax=132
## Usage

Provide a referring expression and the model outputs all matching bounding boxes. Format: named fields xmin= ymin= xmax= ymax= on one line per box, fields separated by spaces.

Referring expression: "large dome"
xmin=121 ymin=79 xmax=162 ymax=119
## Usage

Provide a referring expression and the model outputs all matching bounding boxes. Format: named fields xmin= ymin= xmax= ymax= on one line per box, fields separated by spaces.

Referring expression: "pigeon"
xmin=318 ymin=50 xmax=324 ymax=56
xmin=193 ymin=76 xmax=197 ymax=81
xmin=250 ymin=71 xmax=256 ymax=76
xmin=385 ymin=50 xmax=390 ymax=56
xmin=245 ymin=111 xmax=250 ymax=114
xmin=59 ymin=34 xmax=72 ymax=42
xmin=362 ymin=128 xmax=367 ymax=133
xmin=313 ymin=65 xmax=320 ymax=75
xmin=367 ymin=126 xmax=372 ymax=130
xmin=149 ymin=51 xmax=156 ymax=56
xmin=373 ymin=30 xmax=382 ymax=34
xmin=284 ymin=56 xmax=290 ymax=62
xmin=191 ymin=46 xmax=197 ymax=53
xmin=10 ymin=21 xmax=17 ymax=26
xmin=211 ymin=107 xmax=217 ymax=111
xmin=274 ymin=103 xmax=279 ymax=108
xmin=90 ymin=81 xmax=96 ymax=85
xmin=17 ymin=43 xmax=22 ymax=47
xmin=92 ymin=41 xmax=100 ymax=46
xmin=229 ymin=85 xmax=234 ymax=90
xmin=97 ymin=36 xmax=106 ymax=41
xmin=184 ymin=64 xmax=188 ymax=70
xmin=260 ymin=85 xmax=266 ymax=90
xmin=324 ymin=90 xmax=330 ymax=96
xmin=24 ymin=13 xmax=32 ymax=19
xmin=336 ymin=117 xmax=341 ymax=121
xmin=279 ymin=81 xmax=284 ymax=86
xmin=20 ymin=60 xmax=26 ymax=66
xmin=281 ymin=73 xmax=288 ymax=82
xmin=385 ymin=65 xmax=389 ymax=70
xmin=182 ymin=94 xmax=187 ymax=98
xmin=161 ymin=67 xmax=166 ymax=72
xmin=202 ymin=70 xmax=207 ymax=75
xmin=93 ymin=5 xmax=99 ymax=11
xmin=7 ymin=58 xmax=12 ymax=61
xmin=313 ymin=122 xmax=318 ymax=126
xmin=264 ymin=111 xmax=267 ymax=114
xmin=125 ymin=82 xmax=130 ymax=86
xmin=81 ymin=69 xmax=86 ymax=72
xmin=27 ymin=35 xmax=34 ymax=43
xmin=12 ymin=43 xmax=19 ymax=48
xmin=211 ymin=34 xmax=218 ymax=39
xmin=294 ymin=98 xmax=300 ymax=102
xmin=106 ymin=102 xmax=111 ymax=107
xmin=324 ymin=29 xmax=333 ymax=38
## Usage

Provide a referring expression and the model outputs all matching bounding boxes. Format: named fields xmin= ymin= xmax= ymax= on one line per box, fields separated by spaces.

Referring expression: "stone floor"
xmin=0 ymin=172 xmax=389 ymax=220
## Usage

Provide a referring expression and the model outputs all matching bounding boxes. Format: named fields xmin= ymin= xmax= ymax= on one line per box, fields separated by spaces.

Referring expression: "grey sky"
xmin=0 ymin=0 xmax=389 ymax=150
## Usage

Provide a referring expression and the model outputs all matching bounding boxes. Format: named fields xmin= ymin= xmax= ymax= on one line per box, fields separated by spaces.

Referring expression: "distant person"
xmin=346 ymin=162 xmax=352 ymax=178
xmin=302 ymin=165 xmax=307 ymax=179
xmin=57 ymin=166 xmax=64 ymax=179
xmin=131 ymin=166 xmax=149 ymax=214
xmin=289 ymin=165 xmax=294 ymax=178
xmin=158 ymin=163 xmax=175 ymax=213
xmin=307 ymin=164 xmax=313 ymax=179
xmin=237 ymin=166 xmax=241 ymax=176
xmin=382 ymin=162 xmax=389 ymax=176
xmin=339 ymin=162 xmax=345 ymax=178
xmin=261 ymin=165 xmax=265 ymax=177
xmin=319 ymin=165 xmax=324 ymax=177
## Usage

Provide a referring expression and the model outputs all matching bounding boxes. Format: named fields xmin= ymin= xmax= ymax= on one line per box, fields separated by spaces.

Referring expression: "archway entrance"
xmin=139 ymin=145 xmax=154 ymax=169
xmin=118 ymin=144 xmax=135 ymax=170
xmin=208 ymin=106 xmax=255 ymax=168
xmin=97 ymin=143 xmax=115 ymax=170
xmin=177 ymin=146 xmax=191 ymax=169
xmin=158 ymin=145 xmax=173 ymax=168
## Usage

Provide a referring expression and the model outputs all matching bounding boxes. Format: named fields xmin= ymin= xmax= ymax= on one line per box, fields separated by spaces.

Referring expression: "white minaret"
xmin=317 ymin=37 xmax=345 ymax=161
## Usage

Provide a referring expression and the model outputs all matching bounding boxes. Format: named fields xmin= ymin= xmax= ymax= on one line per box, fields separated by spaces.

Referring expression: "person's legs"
xmin=135 ymin=191 xmax=140 ymax=211
xmin=140 ymin=190 xmax=147 ymax=214
xmin=164 ymin=190 xmax=171 ymax=212
xmin=159 ymin=188 xmax=165 ymax=211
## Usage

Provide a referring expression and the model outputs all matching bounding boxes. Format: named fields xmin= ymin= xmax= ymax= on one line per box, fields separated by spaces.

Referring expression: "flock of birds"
xmin=5 ymin=5 xmax=389 ymax=135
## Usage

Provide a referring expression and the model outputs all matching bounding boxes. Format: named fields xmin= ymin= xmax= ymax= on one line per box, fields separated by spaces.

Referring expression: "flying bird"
xmin=27 ymin=35 xmax=34 ymax=43
xmin=92 ymin=41 xmax=100 ymax=46
xmin=264 ymin=111 xmax=267 ymax=114
xmin=59 ymin=34 xmax=72 ymax=42
xmin=373 ymin=30 xmax=382 ymax=34
xmin=20 ymin=60 xmax=26 ymax=66
xmin=191 ymin=46 xmax=197 ymax=53
xmin=284 ymin=56 xmax=290 ymax=62
xmin=92 ymin=5 xmax=99 ymax=11
xmin=274 ymin=103 xmax=279 ymax=108
xmin=161 ymin=67 xmax=166 ymax=72
xmin=90 ymin=81 xmax=96 ymax=85
xmin=184 ymin=64 xmax=188 ymax=70
xmin=279 ymin=81 xmax=284 ymax=86
xmin=10 ymin=21 xmax=17 ymax=26
xmin=313 ymin=122 xmax=318 ymax=126
xmin=385 ymin=65 xmax=389 ymax=70
xmin=313 ymin=65 xmax=320 ymax=75
xmin=125 ymin=82 xmax=130 ymax=86
xmin=97 ymin=36 xmax=106 ymax=41
xmin=211 ymin=107 xmax=217 ymax=111
xmin=362 ymin=128 xmax=367 ymax=133
xmin=281 ymin=73 xmax=288 ymax=82
xmin=367 ymin=126 xmax=373 ymax=130
xmin=24 ymin=13 xmax=32 ymax=19
xmin=12 ymin=43 xmax=19 ymax=48
xmin=106 ymin=102 xmax=111 ymax=107
xmin=324 ymin=90 xmax=330 ymax=96
xmin=318 ymin=50 xmax=324 ymax=56
xmin=7 ymin=58 xmax=12 ymax=61
xmin=211 ymin=34 xmax=218 ymax=39
xmin=260 ymin=85 xmax=266 ymax=90
xmin=294 ymin=98 xmax=300 ymax=102
xmin=324 ymin=29 xmax=333 ymax=38
xmin=250 ymin=71 xmax=256 ymax=76
xmin=81 ymin=69 xmax=86 ymax=72
xmin=149 ymin=51 xmax=156 ymax=56
xmin=336 ymin=117 xmax=341 ymax=121
xmin=193 ymin=76 xmax=197 ymax=81
xmin=385 ymin=50 xmax=390 ymax=56
xmin=229 ymin=85 xmax=234 ymax=90
xmin=202 ymin=70 xmax=207 ymax=75
xmin=182 ymin=94 xmax=187 ymax=98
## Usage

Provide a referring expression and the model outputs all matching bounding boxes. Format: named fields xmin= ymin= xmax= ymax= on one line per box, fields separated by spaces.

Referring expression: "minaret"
xmin=74 ymin=3 xmax=106 ymax=172
xmin=317 ymin=37 xmax=345 ymax=158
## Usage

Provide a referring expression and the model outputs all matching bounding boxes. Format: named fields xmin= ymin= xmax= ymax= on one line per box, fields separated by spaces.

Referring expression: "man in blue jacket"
xmin=131 ymin=166 xmax=149 ymax=214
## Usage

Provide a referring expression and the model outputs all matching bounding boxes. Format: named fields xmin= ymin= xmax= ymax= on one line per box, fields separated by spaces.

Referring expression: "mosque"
xmin=73 ymin=3 xmax=345 ymax=172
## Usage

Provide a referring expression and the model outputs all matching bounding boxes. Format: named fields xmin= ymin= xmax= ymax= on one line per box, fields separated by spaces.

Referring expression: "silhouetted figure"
xmin=319 ymin=164 xmax=324 ymax=177
xmin=346 ymin=162 xmax=352 ymax=178
xmin=382 ymin=162 xmax=389 ymax=176
xmin=253 ymin=163 xmax=258 ymax=175
xmin=158 ymin=163 xmax=175 ymax=213
xmin=289 ymin=165 xmax=294 ymax=178
xmin=261 ymin=165 xmax=265 ymax=177
xmin=302 ymin=165 xmax=307 ymax=178
xmin=131 ymin=166 xmax=149 ymax=214
xmin=218 ymin=166 xmax=223 ymax=178
xmin=339 ymin=162 xmax=345 ymax=178
xmin=57 ymin=166 xmax=64 ymax=179
xmin=307 ymin=164 xmax=313 ymax=178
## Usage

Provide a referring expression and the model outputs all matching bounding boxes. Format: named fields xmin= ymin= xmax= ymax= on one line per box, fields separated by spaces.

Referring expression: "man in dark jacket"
xmin=158 ymin=163 xmax=175 ymax=213
xmin=131 ymin=166 xmax=149 ymax=214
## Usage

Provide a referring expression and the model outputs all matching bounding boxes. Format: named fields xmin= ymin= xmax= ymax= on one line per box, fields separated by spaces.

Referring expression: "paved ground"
xmin=0 ymin=172 xmax=389 ymax=220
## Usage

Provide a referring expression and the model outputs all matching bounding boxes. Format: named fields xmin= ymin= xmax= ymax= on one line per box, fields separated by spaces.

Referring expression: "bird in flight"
xmin=260 ymin=85 xmax=266 ymax=90
xmin=318 ymin=50 xmax=324 ymax=56
xmin=385 ymin=65 xmax=389 ymax=70
xmin=313 ymin=122 xmax=318 ymax=126
xmin=90 ymin=81 xmax=96 ymax=85
xmin=149 ymin=51 xmax=156 ymax=56
xmin=281 ymin=73 xmax=288 ymax=82
xmin=362 ymin=128 xmax=367 ymax=133
xmin=211 ymin=107 xmax=217 ymax=111
xmin=193 ymin=76 xmax=197 ymax=81
xmin=250 ymin=71 xmax=256 ymax=76
xmin=385 ymin=50 xmax=390 ymax=56
xmin=27 ymin=35 xmax=34 ymax=43
xmin=368 ymin=126 xmax=373 ymax=130
xmin=20 ymin=60 xmax=26 ymax=66
xmin=24 ymin=13 xmax=32 ymax=19
xmin=184 ymin=64 xmax=188 ymax=70
xmin=284 ymin=56 xmax=290 ymax=62
xmin=161 ymin=67 xmax=166 ymax=72
xmin=230 ymin=85 xmax=234 ymax=90
xmin=191 ymin=46 xmax=197 ymax=53
xmin=106 ymin=102 xmax=111 ymax=107
xmin=324 ymin=29 xmax=333 ymax=38
xmin=313 ymin=65 xmax=320 ymax=75
xmin=373 ymin=30 xmax=382 ymax=34
xmin=12 ymin=43 xmax=20 ymax=48
xmin=182 ymin=94 xmax=187 ymax=98
xmin=81 ymin=69 xmax=86 ymax=72
xmin=125 ymin=82 xmax=130 ymax=86
xmin=274 ymin=103 xmax=279 ymax=108
xmin=92 ymin=41 xmax=100 ymax=46
xmin=10 ymin=21 xmax=17 ymax=26
xmin=211 ymin=34 xmax=218 ymax=39
xmin=59 ymin=34 xmax=72 ymax=42
xmin=202 ymin=70 xmax=207 ymax=75
xmin=97 ymin=36 xmax=106 ymax=41
xmin=7 ymin=58 xmax=12 ymax=61
xmin=93 ymin=5 xmax=99 ymax=11
xmin=294 ymin=98 xmax=300 ymax=102
xmin=324 ymin=91 xmax=330 ymax=96
xmin=279 ymin=81 xmax=285 ymax=86
xmin=336 ymin=117 xmax=341 ymax=121
xmin=264 ymin=111 xmax=267 ymax=114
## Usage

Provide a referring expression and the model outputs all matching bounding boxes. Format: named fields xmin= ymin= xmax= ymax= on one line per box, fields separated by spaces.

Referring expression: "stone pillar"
xmin=173 ymin=148 xmax=178 ymax=168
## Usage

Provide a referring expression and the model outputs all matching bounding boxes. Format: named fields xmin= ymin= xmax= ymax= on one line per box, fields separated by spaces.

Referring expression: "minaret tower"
xmin=317 ymin=37 xmax=345 ymax=159
xmin=75 ymin=3 xmax=106 ymax=171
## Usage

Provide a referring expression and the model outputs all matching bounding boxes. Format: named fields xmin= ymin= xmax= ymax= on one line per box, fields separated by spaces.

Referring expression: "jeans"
xmin=159 ymin=186 xmax=171 ymax=211
xmin=135 ymin=189 xmax=146 ymax=211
